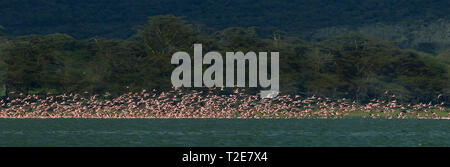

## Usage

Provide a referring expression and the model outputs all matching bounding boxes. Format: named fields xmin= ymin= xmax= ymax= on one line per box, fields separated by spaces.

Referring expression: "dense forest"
xmin=0 ymin=15 xmax=448 ymax=103
xmin=0 ymin=1 xmax=449 ymax=104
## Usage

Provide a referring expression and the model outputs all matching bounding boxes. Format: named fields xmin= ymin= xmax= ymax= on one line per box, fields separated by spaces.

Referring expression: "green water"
xmin=0 ymin=119 xmax=448 ymax=146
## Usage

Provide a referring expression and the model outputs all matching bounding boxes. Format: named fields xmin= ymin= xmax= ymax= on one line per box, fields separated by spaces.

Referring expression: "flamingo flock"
xmin=0 ymin=88 xmax=448 ymax=119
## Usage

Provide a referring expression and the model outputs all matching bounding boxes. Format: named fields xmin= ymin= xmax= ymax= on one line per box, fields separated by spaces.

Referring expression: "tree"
xmin=214 ymin=27 xmax=270 ymax=52
xmin=137 ymin=15 xmax=199 ymax=56
xmin=3 ymin=40 xmax=39 ymax=95
xmin=136 ymin=15 xmax=204 ymax=89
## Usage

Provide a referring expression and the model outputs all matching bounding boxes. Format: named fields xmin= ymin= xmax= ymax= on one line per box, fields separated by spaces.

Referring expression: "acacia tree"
xmin=1 ymin=34 xmax=70 ymax=96
xmin=3 ymin=40 xmax=39 ymax=95
xmin=136 ymin=15 xmax=201 ymax=89
xmin=137 ymin=15 xmax=198 ymax=55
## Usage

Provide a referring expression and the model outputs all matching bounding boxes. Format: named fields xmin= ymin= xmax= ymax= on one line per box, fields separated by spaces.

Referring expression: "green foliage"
xmin=0 ymin=16 xmax=448 ymax=103
xmin=277 ymin=34 xmax=449 ymax=102
xmin=138 ymin=15 xmax=198 ymax=55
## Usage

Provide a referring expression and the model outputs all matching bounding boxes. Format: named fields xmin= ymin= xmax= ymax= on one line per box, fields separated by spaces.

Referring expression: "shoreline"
xmin=0 ymin=117 xmax=449 ymax=119
xmin=1 ymin=89 xmax=448 ymax=119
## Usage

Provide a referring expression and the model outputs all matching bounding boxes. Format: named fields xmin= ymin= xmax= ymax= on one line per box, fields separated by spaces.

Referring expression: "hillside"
xmin=0 ymin=0 xmax=448 ymax=51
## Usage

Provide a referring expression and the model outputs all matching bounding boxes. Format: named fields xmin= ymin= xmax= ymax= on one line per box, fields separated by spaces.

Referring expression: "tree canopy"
xmin=0 ymin=16 xmax=448 ymax=103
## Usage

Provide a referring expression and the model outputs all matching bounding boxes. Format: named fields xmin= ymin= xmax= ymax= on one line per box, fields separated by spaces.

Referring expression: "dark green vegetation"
xmin=0 ymin=15 xmax=449 ymax=103
xmin=0 ymin=1 xmax=449 ymax=103
xmin=0 ymin=119 xmax=448 ymax=146
xmin=1 ymin=0 xmax=449 ymax=52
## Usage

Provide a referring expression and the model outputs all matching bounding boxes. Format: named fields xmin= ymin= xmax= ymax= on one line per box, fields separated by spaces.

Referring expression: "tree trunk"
xmin=4 ymin=83 xmax=8 ymax=97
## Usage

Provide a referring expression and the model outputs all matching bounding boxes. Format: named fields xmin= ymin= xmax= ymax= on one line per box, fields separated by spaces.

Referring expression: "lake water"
xmin=0 ymin=119 xmax=448 ymax=146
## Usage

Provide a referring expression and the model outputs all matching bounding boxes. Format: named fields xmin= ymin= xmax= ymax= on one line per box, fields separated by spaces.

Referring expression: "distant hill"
xmin=0 ymin=0 xmax=449 ymax=52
